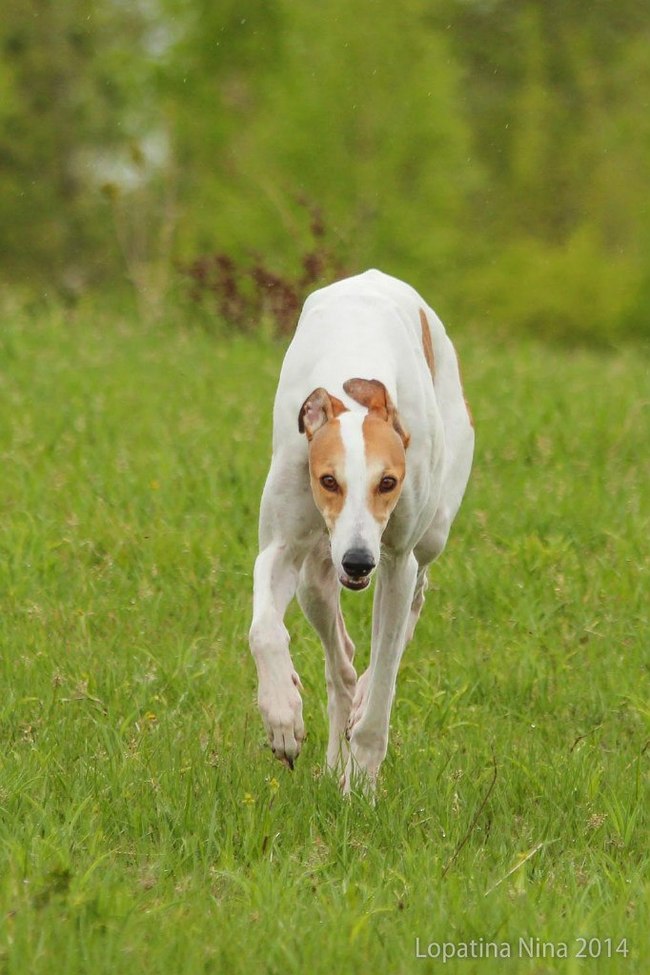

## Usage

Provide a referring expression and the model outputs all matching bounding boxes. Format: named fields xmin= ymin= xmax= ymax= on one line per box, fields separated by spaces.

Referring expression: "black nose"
xmin=342 ymin=549 xmax=376 ymax=579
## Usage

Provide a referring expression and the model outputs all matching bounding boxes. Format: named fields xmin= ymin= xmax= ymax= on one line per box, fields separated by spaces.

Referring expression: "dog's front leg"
xmin=343 ymin=552 xmax=418 ymax=795
xmin=249 ymin=542 xmax=304 ymax=768
xmin=297 ymin=542 xmax=357 ymax=773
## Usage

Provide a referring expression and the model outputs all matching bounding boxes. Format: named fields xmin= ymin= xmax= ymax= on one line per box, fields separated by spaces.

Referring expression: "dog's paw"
xmin=258 ymin=672 xmax=305 ymax=768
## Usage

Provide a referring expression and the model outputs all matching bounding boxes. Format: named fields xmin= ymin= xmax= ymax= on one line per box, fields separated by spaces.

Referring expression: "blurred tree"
xmin=0 ymin=0 xmax=154 ymax=289
xmin=437 ymin=0 xmax=650 ymax=339
xmin=155 ymin=0 xmax=283 ymax=254
xmin=175 ymin=0 xmax=479 ymax=300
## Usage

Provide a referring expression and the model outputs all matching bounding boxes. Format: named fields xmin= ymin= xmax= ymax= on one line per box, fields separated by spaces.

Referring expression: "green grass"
xmin=0 ymin=304 xmax=648 ymax=974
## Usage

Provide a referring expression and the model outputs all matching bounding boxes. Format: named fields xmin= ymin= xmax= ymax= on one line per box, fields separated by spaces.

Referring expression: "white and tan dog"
xmin=249 ymin=269 xmax=474 ymax=793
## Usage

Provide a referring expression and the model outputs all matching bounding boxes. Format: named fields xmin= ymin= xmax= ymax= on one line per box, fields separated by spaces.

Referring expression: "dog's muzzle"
xmin=340 ymin=548 xmax=375 ymax=591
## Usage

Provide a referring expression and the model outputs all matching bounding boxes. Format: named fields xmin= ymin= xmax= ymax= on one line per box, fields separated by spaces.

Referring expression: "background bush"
xmin=1 ymin=0 xmax=649 ymax=342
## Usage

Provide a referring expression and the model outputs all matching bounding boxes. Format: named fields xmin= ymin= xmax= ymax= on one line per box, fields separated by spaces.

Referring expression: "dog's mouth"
xmin=339 ymin=573 xmax=371 ymax=592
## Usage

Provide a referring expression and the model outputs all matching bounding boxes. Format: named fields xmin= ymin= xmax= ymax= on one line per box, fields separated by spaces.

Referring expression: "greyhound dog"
xmin=249 ymin=269 xmax=474 ymax=793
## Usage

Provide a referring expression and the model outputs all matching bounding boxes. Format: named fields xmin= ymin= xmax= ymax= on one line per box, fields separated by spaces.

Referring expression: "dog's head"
xmin=298 ymin=378 xmax=409 ymax=590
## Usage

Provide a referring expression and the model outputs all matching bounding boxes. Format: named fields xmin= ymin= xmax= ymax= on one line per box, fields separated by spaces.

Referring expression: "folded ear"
xmin=343 ymin=378 xmax=410 ymax=448
xmin=298 ymin=387 xmax=348 ymax=440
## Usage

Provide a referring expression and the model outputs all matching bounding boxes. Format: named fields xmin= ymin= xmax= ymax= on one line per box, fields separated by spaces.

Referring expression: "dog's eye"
xmin=378 ymin=476 xmax=397 ymax=493
xmin=320 ymin=475 xmax=339 ymax=493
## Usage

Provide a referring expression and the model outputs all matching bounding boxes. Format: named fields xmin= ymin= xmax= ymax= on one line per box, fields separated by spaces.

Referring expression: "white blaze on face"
xmin=331 ymin=413 xmax=380 ymax=573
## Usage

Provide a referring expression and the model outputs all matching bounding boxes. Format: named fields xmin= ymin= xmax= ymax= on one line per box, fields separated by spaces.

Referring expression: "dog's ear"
xmin=298 ymin=387 xmax=348 ymax=440
xmin=343 ymin=378 xmax=410 ymax=448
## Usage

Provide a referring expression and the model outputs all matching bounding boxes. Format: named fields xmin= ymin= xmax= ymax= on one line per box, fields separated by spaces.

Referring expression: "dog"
xmin=249 ymin=269 xmax=474 ymax=793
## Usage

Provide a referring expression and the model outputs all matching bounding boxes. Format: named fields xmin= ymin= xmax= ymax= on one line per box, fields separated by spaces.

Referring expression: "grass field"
xmin=0 ymin=304 xmax=648 ymax=974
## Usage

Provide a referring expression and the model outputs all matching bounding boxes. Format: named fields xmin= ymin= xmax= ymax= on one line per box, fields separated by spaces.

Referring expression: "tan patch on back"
xmin=362 ymin=414 xmax=407 ymax=523
xmin=308 ymin=419 xmax=347 ymax=526
xmin=419 ymin=308 xmax=435 ymax=380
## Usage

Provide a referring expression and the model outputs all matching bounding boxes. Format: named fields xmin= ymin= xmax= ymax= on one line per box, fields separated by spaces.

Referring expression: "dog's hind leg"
xmin=405 ymin=564 xmax=429 ymax=645
xmin=249 ymin=541 xmax=304 ymax=768
xmin=297 ymin=538 xmax=357 ymax=772
xmin=407 ymin=506 xmax=456 ymax=644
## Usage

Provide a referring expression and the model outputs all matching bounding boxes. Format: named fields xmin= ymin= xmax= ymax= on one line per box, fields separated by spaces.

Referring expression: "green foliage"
xmin=187 ymin=0 xmax=475 ymax=289
xmin=1 ymin=0 xmax=649 ymax=341
xmin=0 ymin=308 xmax=648 ymax=972
xmin=440 ymin=0 xmax=650 ymax=340
xmin=156 ymin=0 xmax=283 ymax=236
xmin=0 ymin=0 xmax=153 ymax=285
xmin=470 ymin=228 xmax=640 ymax=343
